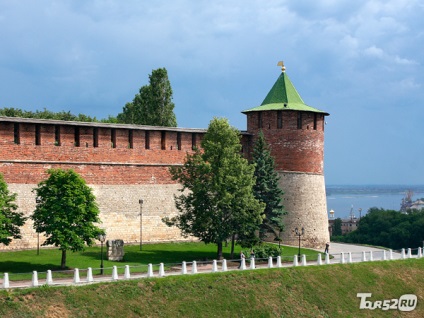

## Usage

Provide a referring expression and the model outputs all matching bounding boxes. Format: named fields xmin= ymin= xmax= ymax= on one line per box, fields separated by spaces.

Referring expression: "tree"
xmin=31 ymin=169 xmax=103 ymax=269
xmin=332 ymin=218 xmax=343 ymax=236
xmin=164 ymin=118 xmax=264 ymax=259
xmin=251 ymin=131 xmax=286 ymax=243
xmin=117 ymin=68 xmax=177 ymax=127
xmin=0 ymin=174 xmax=26 ymax=245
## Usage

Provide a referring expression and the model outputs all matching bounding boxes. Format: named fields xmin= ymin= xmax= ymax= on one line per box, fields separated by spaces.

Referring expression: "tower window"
xmin=277 ymin=110 xmax=283 ymax=129
xmin=74 ymin=127 xmax=80 ymax=147
xmin=177 ymin=132 xmax=182 ymax=150
xmin=111 ymin=129 xmax=116 ymax=148
xmin=297 ymin=112 xmax=302 ymax=129
xmin=128 ymin=130 xmax=133 ymax=149
xmin=54 ymin=125 xmax=61 ymax=146
xmin=192 ymin=133 xmax=197 ymax=150
xmin=161 ymin=131 xmax=166 ymax=150
xmin=93 ymin=128 xmax=99 ymax=147
xmin=145 ymin=131 xmax=150 ymax=149
xmin=313 ymin=114 xmax=317 ymax=130
xmin=13 ymin=123 xmax=20 ymax=144
xmin=35 ymin=124 xmax=41 ymax=146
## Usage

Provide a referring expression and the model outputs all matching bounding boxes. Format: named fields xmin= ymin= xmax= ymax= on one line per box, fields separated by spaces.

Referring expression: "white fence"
xmin=1 ymin=247 xmax=422 ymax=289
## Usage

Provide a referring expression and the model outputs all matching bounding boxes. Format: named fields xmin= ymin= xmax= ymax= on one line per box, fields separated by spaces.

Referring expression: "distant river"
xmin=325 ymin=185 xmax=424 ymax=219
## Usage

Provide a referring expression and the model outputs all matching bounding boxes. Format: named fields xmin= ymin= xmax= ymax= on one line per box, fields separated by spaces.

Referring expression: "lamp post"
xmin=35 ymin=197 xmax=41 ymax=255
xmin=98 ymin=233 xmax=106 ymax=275
xmin=358 ymin=208 xmax=362 ymax=220
xmin=294 ymin=227 xmax=305 ymax=262
xmin=139 ymin=199 xmax=144 ymax=251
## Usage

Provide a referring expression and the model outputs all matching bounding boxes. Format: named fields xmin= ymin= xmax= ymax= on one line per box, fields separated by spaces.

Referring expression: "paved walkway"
xmin=1 ymin=244 xmax=416 ymax=289
xmin=313 ymin=242 xmax=402 ymax=262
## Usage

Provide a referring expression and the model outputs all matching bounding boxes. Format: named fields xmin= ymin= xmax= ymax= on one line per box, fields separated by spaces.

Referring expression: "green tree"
xmin=31 ymin=169 xmax=103 ymax=269
xmin=117 ymin=68 xmax=177 ymax=127
xmin=164 ymin=118 xmax=264 ymax=259
xmin=251 ymin=131 xmax=286 ymax=243
xmin=0 ymin=174 xmax=26 ymax=245
xmin=332 ymin=218 xmax=343 ymax=236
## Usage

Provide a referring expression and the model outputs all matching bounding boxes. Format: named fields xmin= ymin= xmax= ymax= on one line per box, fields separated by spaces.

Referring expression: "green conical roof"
xmin=242 ymin=71 xmax=329 ymax=115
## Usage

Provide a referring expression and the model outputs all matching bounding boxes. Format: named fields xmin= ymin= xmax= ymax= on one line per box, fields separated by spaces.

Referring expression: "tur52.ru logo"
xmin=357 ymin=293 xmax=417 ymax=311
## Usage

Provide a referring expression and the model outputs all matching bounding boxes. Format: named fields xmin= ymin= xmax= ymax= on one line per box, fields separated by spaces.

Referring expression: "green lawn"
xmin=0 ymin=242 xmax=320 ymax=279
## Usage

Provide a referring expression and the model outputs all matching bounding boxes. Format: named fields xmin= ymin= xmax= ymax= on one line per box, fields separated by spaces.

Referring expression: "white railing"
xmin=1 ymin=247 xmax=422 ymax=289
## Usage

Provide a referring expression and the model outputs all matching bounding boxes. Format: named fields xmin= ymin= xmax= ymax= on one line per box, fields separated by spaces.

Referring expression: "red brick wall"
xmin=0 ymin=121 xmax=205 ymax=185
xmin=246 ymin=110 xmax=325 ymax=174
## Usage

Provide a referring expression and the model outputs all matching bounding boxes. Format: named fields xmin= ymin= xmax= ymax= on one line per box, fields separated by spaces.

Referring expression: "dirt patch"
xmin=42 ymin=304 xmax=71 ymax=318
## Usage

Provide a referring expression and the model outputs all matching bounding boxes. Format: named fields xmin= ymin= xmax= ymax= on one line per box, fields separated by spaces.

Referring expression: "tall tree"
xmin=0 ymin=174 xmax=26 ymax=245
xmin=251 ymin=131 xmax=286 ymax=243
xmin=164 ymin=118 xmax=264 ymax=259
xmin=117 ymin=68 xmax=177 ymax=127
xmin=31 ymin=169 xmax=103 ymax=269
xmin=332 ymin=218 xmax=343 ymax=236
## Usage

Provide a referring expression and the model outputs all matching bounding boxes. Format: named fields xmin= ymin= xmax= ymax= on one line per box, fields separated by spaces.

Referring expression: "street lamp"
xmin=358 ymin=208 xmax=362 ymax=220
xmin=294 ymin=227 xmax=305 ymax=262
xmin=98 ymin=233 xmax=106 ymax=275
xmin=139 ymin=199 xmax=144 ymax=251
xmin=35 ymin=197 xmax=41 ymax=255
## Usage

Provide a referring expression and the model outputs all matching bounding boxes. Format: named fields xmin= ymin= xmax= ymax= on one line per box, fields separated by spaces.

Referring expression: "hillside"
xmin=1 ymin=259 xmax=423 ymax=318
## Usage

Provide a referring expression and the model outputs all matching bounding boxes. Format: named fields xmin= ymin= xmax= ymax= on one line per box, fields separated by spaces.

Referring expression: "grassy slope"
xmin=1 ymin=259 xmax=423 ymax=318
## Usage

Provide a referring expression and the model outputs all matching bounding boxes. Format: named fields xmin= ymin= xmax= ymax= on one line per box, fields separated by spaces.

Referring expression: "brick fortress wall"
xmin=0 ymin=109 xmax=328 ymax=251
xmin=1 ymin=117 xmax=241 ymax=250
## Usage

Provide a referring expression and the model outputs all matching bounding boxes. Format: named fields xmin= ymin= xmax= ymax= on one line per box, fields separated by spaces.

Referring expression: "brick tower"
xmin=243 ymin=62 xmax=330 ymax=248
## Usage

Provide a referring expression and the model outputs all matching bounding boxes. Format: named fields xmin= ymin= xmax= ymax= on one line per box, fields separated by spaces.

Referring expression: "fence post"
xmin=250 ymin=257 xmax=256 ymax=269
xmin=382 ymin=250 xmax=387 ymax=261
xmin=87 ymin=267 xmax=94 ymax=282
xmin=268 ymin=257 xmax=273 ymax=268
xmin=240 ymin=258 xmax=246 ymax=270
xmin=369 ymin=251 xmax=373 ymax=262
xmin=340 ymin=252 xmax=345 ymax=264
xmin=112 ymin=266 xmax=119 ymax=280
xmin=347 ymin=252 xmax=352 ymax=264
xmin=418 ymin=247 xmax=422 ymax=259
xmin=277 ymin=256 xmax=282 ymax=268
xmin=212 ymin=260 xmax=218 ymax=272
xmin=293 ymin=255 xmax=298 ymax=267
xmin=73 ymin=268 xmax=80 ymax=284
xmin=191 ymin=261 xmax=198 ymax=274
xmin=124 ymin=265 xmax=131 ymax=279
xmin=407 ymin=248 xmax=412 ymax=258
xmin=317 ymin=253 xmax=322 ymax=265
xmin=2 ymin=273 xmax=9 ymax=289
xmin=389 ymin=249 xmax=393 ymax=260
xmin=222 ymin=259 xmax=228 ymax=272
xmin=46 ymin=270 xmax=53 ymax=285
xmin=301 ymin=255 xmax=307 ymax=266
xmin=325 ymin=253 xmax=330 ymax=265
xmin=401 ymin=248 xmax=406 ymax=259
xmin=181 ymin=261 xmax=187 ymax=274
xmin=361 ymin=251 xmax=367 ymax=262
xmin=32 ymin=271 xmax=39 ymax=287
xmin=159 ymin=263 xmax=165 ymax=277
xmin=147 ymin=264 xmax=154 ymax=277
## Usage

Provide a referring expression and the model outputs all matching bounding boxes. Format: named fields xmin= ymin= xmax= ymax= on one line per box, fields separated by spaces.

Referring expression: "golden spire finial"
xmin=277 ymin=61 xmax=286 ymax=72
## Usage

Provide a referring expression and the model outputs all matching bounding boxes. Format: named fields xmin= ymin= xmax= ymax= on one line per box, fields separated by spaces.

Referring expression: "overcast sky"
xmin=0 ymin=0 xmax=423 ymax=185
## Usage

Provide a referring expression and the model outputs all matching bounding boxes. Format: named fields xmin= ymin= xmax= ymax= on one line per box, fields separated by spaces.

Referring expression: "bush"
xmin=252 ymin=244 xmax=282 ymax=259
